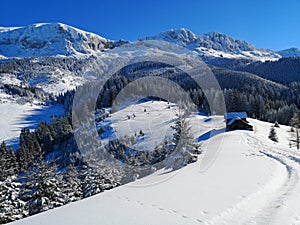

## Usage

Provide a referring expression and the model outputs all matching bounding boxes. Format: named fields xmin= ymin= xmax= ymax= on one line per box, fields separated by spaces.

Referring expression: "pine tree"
xmin=63 ymin=162 xmax=82 ymax=203
xmin=17 ymin=129 xmax=42 ymax=172
xmin=268 ymin=126 xmax=278 ymax=142
xmin=166 ymin=113 xmax=201 ymax=169
xmin=80 ymin=162 xmax=122 ymax=198
xmin=80 ymin=147 xmax=124 ymax=198
xmin=0 ymin=176 xmax=26 ymax=223
xmin=289 ymin=112 xmax=300 ymax=149
xmin=0 ymin=142 xmax=8 ymax=181
xmin=0 ymin=142 xmax=18 ymax=181
xmin=20 ymin=160 xmax=66 ymax=216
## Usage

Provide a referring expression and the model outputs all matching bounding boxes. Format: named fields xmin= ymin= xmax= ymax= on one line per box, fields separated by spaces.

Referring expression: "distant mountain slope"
xmin=0 ymin=22 xmax=299 ymax=95
xmin=238 ymin=57 xmax=300 ymax=84
xmin=212 ymin=67 xmax=287 ymax=91
xmin=0 ymin=56 xmax=102 ymax=93
xmin=143 ymin=28 xmax=281 ymax=62
xmin=0 ymin=23 xmax=114 ymax=58
xmin=277 ymin=48 xmax=300 ymax=58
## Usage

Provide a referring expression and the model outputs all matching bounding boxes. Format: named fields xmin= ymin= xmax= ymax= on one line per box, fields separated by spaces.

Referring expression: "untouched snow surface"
xmin=0 ymin=102 xmax=64 ymax=147
xmin=9 ymin=101 xmax=300 ymax=225
xmin=97 ymin=101 xmax=179 ymax=151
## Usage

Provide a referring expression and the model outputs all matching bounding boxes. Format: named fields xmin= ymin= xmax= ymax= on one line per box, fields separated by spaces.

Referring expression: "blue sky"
xmin=1 ymin=0 xmax=299 ymax=50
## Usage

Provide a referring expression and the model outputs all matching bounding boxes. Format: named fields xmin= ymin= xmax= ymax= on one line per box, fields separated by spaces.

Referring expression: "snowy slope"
xmin=277 ymin=48 xmax=300 ymax=58
xmin=0 ymin=23 xmax=112 ymax=58
xmin=97 ymin=101 xmax=179 ymax=150
xmin=0 ymin=102 xmax=64 ymax=147
xmin=143 ymin=28 xmax=281 ymax=62
xmin=9 ymin=102 xmax=300 ymax=225
xmin=0 ymin=85 xmax=64 ymax=145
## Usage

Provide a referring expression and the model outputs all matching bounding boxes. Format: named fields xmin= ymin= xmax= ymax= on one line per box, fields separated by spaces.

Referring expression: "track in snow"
xmin=214 ymin=132 xmax=300 ymax=225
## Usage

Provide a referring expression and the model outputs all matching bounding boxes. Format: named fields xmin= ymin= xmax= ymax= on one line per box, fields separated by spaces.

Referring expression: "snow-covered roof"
xmin=225 ymin=112 xmax=248 ymax=119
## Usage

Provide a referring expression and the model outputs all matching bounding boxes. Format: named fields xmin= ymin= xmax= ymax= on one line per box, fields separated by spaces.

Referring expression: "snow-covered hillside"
xmin=97 ymin=101 xmax=179 ymax=150
xmin=143 ymin=28 xmax=281 ymax=62
xmin=0 ymin=101 xmax=64 ymax=147
xmin=0 ymin=23 xmax=113 ymax=58
xmin=9 ymin=101 xmax=300 ymax=225
xmin=277 ymin=48 xmax=300 ymax=58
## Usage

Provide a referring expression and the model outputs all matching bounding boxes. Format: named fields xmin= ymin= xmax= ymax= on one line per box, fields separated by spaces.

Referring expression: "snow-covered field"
xmin=0 ymin=102 xmax=64 ymax=147
xmin=97 ymin=101 xmax=179 ymax=150
xmin=9 ymin=101 xmax=300 ymax=225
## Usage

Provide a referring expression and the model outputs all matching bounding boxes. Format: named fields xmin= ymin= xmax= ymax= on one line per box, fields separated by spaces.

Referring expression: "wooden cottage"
xmin=225 ymin=112 xmax=253 ymax=130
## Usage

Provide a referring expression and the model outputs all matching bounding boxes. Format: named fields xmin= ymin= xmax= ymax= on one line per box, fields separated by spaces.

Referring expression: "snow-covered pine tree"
xmin=20 ymin=160 xmax=66 ymax=216
xmin=0 ymin=142 xmax=18 ymax=181
xmin=166 ymin=112 xmax=200 ymax=170
xmin=0 ymin=176 xmax=26 ymax=223
xmin=151 ymin=141 xmax=168 ymax=165
xmin=17 ymin=129 xmax=42 ymax=172
xmin=268 ymin=126 xmax=278 ymax=142
xmin=63 ymin=161 xmax=82 ymax=203
xmin=289 ymin=111 xmax=300 ymax=149
xmin=80 ymin=164 xmax=103 ymax=198
xmin=80 ymin=147 xmax=124 ymax=198
xmin=0 ymin=142 xmax=9 ymax=181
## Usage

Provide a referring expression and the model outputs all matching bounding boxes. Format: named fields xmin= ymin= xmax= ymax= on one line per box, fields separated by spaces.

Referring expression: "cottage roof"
xmin=225 ymin=112 xmax=248 ymax=120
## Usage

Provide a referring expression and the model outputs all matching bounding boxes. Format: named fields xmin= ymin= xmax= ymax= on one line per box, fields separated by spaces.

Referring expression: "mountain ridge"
xmin=1 ymin=23 xmax=298 ymax=60
xmin=142 ymin=28 xmax=281 ymax=61
xmin=0 ymin=23 xmax=114 ymax=58
xmin=277 ymin=47 xmax=300 ymax=58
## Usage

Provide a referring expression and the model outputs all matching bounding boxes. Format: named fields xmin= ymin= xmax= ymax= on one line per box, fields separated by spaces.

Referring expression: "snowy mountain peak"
xmin=143 ymin=28 xmax=281 ymax=61
xmin=203 ymin=31 xmax=256 ymax=52
xmin=0 ymin=22 xmax=113 ymax=58
xmin=146 ymin=28 xmax=198 ymax=45
xmin=277 ymin=47 xmax=300 ymax=58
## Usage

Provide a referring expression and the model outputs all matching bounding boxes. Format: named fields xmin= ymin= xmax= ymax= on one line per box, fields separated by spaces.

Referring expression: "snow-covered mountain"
xmin=143 ymin=28 xmax=281 ymax=62
xmin=0 ymin=23 xmax=114 ymax=58
xmin=0 ymin=23 xmax=285 ymax=61
xmin=277 ymin=47 xmax=300 ymax=58
xmin=0 ymin=23 xmax=298 ymax=97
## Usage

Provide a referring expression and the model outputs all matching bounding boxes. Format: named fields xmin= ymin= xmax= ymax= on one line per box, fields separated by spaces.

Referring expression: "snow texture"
xmin=9 ymin=103 xmax=300 ymax=225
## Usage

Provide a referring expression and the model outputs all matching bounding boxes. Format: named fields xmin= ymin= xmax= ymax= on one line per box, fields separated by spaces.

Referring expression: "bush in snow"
xmin=268 ymin=126 xmax=278 ymax=142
